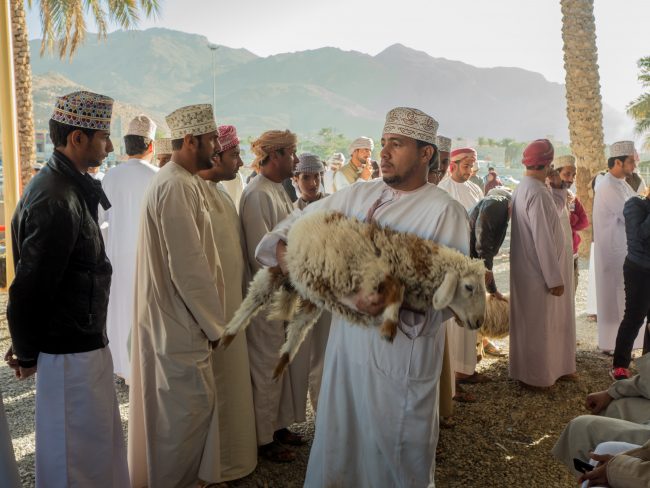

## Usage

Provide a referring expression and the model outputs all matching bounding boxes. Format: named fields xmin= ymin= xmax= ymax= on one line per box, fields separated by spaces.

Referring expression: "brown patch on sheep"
xmin=378 ymin=275 xmax=405 ymax=342
xmin=407 ymin=234 xmax=438 ymax=274
xmin=323 ymin=211 xmax=345 ymax=224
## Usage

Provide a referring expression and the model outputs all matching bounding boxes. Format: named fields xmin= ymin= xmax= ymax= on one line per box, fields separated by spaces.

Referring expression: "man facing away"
xmin=256 ymin=107 xmax=470 ymax=487
xmin=100 ymin=114 xmax=159 ymax=383
xmin=239 ymin=130 xmax=309 ymax=463
xmin=593 ymin=141 xmax=643 ymax=360
xmin=128 ymin=104 xmax=226 ymax=488
xmin=509 ymin=139 xmax=575 ymax=389
xmin=334 ymin=136 xmax=374 ymax=191
xmin=195 ymin=124 xmax=258 ymax=482
xmin=6 ymin=90 xmax=129 ymax=487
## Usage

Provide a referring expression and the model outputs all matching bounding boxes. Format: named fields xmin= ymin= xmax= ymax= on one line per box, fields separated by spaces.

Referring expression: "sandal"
xmin=440 ymin=416 xmax=456 ymax=429
xmin=457 ymin=372 xmax=491 ymax=385
xmin=273 ymin=428 xmax=307 ymax=446
xmin=452 ymin=385 xmax=476 ymax=403
xmin=483 ymin=341 xmax=506 ymax=357
xmin=557 ymin=373 xmax=579 ymax=382
xmin=258 ymin=441 xmax=296 ymax=463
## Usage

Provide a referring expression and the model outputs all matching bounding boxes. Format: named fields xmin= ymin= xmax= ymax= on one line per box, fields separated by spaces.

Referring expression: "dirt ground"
xmin=0 ymin=251 xmax=632 ymax=487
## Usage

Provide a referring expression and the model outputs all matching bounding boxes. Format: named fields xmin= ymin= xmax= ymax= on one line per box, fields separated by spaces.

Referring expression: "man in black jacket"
xmin=612 ymin=194 xmax=650 ymax=379
xmin=4 ymin=91 xmax=129 ymax=486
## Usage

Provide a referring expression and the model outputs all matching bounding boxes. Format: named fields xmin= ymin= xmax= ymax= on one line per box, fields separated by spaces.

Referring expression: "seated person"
xmin=579 ymin=439 xmax=650 ymax=488
xmin=552 ymin=353 xmax=650 ymax=475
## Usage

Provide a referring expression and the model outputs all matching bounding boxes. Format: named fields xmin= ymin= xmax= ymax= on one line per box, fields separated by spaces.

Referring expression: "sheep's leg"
xmin=378 ymin=276 xmax=405 ymax=343
xmin=267 ymin=284 xmax=301 ymax=322
xmin=222 ymin=267 xmax=288 ymax=348
xmin=273 ymin=300 xmax=322 ymax=379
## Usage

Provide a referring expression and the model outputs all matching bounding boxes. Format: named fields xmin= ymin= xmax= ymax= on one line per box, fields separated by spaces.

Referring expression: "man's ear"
xmin=421 ymin=144 xmax=434 ymax=165
xmin=68 ymin=129 xmax=85 ymax=149
xmin=183 ymin=133 xmax=195 ymax=150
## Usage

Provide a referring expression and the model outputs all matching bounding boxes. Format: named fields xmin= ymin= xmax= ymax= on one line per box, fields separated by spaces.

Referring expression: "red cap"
xmin=450 ymin=147 xmax=477 ymax=162
xmin=522 ymin=139 xmax=554 ymax=167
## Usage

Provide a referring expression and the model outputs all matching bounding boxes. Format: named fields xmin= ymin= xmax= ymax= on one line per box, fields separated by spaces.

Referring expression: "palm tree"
xmin=627 ymin=56 xmax=650 ymax=150
xmin=11 ymin=0 xmax=160 ymax=187
xmin=560 ymin=0 xmax=606 ymax=255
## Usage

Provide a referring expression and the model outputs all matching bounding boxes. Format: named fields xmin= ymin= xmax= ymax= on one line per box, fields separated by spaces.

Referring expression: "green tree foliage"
xmin=627 ymin=56 xmax=650 ymax=150
xmin=299 ymin=128 xmax=353 ymax=160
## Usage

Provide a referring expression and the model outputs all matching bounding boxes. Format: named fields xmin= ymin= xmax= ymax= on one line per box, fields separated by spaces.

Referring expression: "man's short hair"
xmin=49 ymin=118 xmax=97 ymax=147
xmin=171 ymin=138 xmax=184 ymax=151
xmin=124 ymin=135 xmax=150 ymax=156
xmin=525 ymin=165 xmax=548 ymax=171
xmin=608 ymin=156 xmax=629 ymax=169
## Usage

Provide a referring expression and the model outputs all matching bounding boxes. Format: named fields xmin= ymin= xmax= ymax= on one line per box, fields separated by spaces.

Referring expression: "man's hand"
xmin=549 ymin=285 xmax=564 ymax=297
xmin=16 ymin=366 xmax=37 ymax=380
xmin=585 ymin=391 xmax=613 ymax=414
xmin=360 ymin=163 xmax=373 ymax=181
xmin=276 ymin=240 xmax=289 ymax=275
xmin=5 ymin=346 xmax=37 ymax=380
xmin=578 ymin=453 xmax=613 ymax=486
xmin=342 ymin=289 xmax=387 ymax=317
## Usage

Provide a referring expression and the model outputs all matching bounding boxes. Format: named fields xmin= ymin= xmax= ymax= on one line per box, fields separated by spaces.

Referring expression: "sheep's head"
xmin=432 ymin=261 xmax=486 ymax=330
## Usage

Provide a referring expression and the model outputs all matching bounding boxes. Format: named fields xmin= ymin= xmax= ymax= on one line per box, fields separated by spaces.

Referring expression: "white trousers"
xmin=35 ymin=348 xmax=129 ymax=488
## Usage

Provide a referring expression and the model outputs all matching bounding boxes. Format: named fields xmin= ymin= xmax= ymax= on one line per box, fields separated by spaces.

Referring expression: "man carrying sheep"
xmin=255 ymin=107 xmax=470 ymax=487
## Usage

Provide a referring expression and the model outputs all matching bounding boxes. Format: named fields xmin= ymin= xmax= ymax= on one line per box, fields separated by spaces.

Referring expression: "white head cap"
xmin=166 ymin=104 xmax=217 ymax=140
xmin=349 ymin=137 xmax=374 ymax=155
xmin=436 ymin=135 xmax=451 ymax=153
xmin=156 ymin=137 xmax=172 ymax=155
xmin=383 ymin=107 xmax=438 ymax=145
xmin=327 ymin=152 xmax=345 ymax=166
xmin=610 ymin=141 xmax=635 ymax=160
xmin=126 ymin=114 xmax=157 ymax=140
xmin=553 ymin=154 xmax=576 ymax=169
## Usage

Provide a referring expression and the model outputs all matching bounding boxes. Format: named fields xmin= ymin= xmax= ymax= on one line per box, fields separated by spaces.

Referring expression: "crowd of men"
xmin=0 ymin=89 xmax=649 ymax=487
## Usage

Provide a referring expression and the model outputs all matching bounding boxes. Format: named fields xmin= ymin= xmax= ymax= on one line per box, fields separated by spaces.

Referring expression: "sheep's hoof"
xmin=380 ymin=321 xmax=398 ymax=343
xmin=273 ymin=353 xmax=290 ymax=380
xmin=220 ymin=333 xmax=236 ymax=348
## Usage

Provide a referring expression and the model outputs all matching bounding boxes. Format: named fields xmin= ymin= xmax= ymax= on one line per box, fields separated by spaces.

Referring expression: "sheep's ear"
xmin=432 ymin=271 xmax=458 ymax=310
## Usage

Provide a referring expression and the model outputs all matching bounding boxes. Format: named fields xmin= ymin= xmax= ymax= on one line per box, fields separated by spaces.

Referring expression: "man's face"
xmin=558 ymin=166 xmax=576 ymax=185
xmin=157 ymin=154 xmax=171 ymax=168
xmin=380 ymin=133 xmax=426 ymax=187
xmin=621 ymin=155 xmax=636 ymax=177
xmin=354 ymin=148 xmax=372 ymax=165
xmin=427 ymin=153 xmax=449 ymax=185
xmin=294 ymin=172 xmax=321 ymax=201
xmin=453 ymin=156 xmax=475 ymax=182
xmin=546 ymin=168 xmax=564 ymax=189
xmin=196 ymin=131 xmax=221 ymax=171
xmin=218 ymin=145 xmax=244 ymax=180
xmin=82 ymin=130 xmax=113 ymax=168
xmin=275 ymin=145 xmax=299 ymax=179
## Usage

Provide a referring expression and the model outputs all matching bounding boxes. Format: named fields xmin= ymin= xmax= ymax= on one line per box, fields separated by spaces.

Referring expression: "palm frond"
xmin=107 ymin=0 xmax=139 ymax=29
xmin=86 ymin=0 xmax=108 ymax=38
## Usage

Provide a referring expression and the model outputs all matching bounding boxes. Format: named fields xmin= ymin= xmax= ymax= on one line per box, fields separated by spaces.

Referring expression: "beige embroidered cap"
xmin=126 ymin=115 xmax=157 ymax=140
xmin=382 ymin=107 xmax=438 ymax=145
xmin=166 ymin=104 xmax=217 ymax=140
xmin=436 ymin=135 xmax=451 ymax=153
xmin=609 ymin=141 xmax=635 ymax=159
xmin=156 ymin=137 xmax=172 ymax=155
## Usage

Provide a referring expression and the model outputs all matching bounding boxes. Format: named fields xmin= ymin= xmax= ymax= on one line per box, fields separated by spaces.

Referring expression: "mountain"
xmin=28 ymin=28 xmax=630 ymax=141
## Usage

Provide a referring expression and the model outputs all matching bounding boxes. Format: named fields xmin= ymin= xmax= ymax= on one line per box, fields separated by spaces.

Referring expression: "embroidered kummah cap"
xmin=295 ymin=153 xmax=325 ymax=175
xmin=383 ymin=107 xmax=438 ymax=145
xmin=327 ymin=152 xmax=346 ymax=166
xmin=217 ymin=125 xmax=240 ymax=153
xmin=522 ymin=139 xmax=554 ymax=167
xmin=51 ymin=90 xmax=114 ymax=131
xmin=126 ymin=115 xmax=157 ymax=140
xmin=610 ymin=141 xmax=636 ymax=159
xmin=450 ymin=147 xmax=477 ymax=163
xmin=166 ymin=104 xmax=217 ymax=140
xmin=348 ymin=136 xmax=374 ymax=154
xmin=156 ymin=137 xmax=172 ymax=155
xmin=436 ymin=135 xmax=452 ymax=153
xmin=553 ymin=154 xmax=576 ymax=169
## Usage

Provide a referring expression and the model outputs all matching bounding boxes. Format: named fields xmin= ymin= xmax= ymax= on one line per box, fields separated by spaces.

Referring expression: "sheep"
xmin=480 ymin=293 xmax=510 ymax=340
xmin=222 ymin=210 xmax=487 ymax=378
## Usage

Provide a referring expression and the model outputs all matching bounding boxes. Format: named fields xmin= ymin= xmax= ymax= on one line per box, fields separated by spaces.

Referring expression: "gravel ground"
xmin=0 ymin=244 xmax=636 ymax=487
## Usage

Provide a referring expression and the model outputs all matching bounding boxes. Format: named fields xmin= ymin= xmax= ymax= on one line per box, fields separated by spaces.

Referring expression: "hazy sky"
xmin=25 ymin=0 xmax=649 ymax=115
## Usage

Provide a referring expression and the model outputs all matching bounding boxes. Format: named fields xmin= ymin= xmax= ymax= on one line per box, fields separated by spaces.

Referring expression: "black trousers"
xmin=613 ymin=258 xmax=650 ymax=368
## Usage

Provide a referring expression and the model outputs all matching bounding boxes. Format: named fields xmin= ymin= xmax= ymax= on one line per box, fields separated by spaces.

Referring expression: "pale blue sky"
xmin=25 ymin=0 xmax=649 ymax=114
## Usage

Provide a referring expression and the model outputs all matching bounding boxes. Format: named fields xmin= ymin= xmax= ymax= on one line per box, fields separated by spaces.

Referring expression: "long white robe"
xmin=593 ymin=172 xmax=643 ymax=351
xmin=99 ymin=158 xmax=158 ymax=382
xmin=0 ymin=389 xmax=21 ymax=488
xmin=239 ymin=173 xmax=310 ymax=445
xmin=586 ymin=174 xmax=607 ymax=315
xmin=36 ymin=348 xmax=129 ymax=488
xmin=256 ymin=180 xmax=470 ymax=488
xmin=438 ymin=176 xmax=483 ymax=375
xmin=220 ymin=172 xmax=245 ymax=210
xmin=196 ymin=178 xmax=257 ymax=481
xmin=128 ymin=162 xmax=226 ymax=488
xmin=509 ymin=176 xmax=574 ymax=387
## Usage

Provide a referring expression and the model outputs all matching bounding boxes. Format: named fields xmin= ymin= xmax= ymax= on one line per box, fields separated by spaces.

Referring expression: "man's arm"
xmin=159 ymin=181 xmax=225 ymax=341
xmin=606 ymin=440 xmax=650 ymax=488
xmin=7 ymin=201 xmax=79 ymax=366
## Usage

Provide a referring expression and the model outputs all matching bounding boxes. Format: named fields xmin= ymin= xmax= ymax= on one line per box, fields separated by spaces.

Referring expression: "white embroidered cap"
xmin=349 ymin=137 xmax=374 ymax=155
xmin=610 ymin=141 xmax=635 ymax=159
xmin=553 ymin=154 xmax=576 ymax=168
xmin=383 ymin=107 xmax=438 ymax=145
xmin=126 ymin=114 xmax=157 ymax=140
xmin=156 ymin=137 xmax=172 ymax=155
xmin=166 ymin=104 xmax=218 ymax=140
xmin=436 ymin=135 xmax=451 ymax=153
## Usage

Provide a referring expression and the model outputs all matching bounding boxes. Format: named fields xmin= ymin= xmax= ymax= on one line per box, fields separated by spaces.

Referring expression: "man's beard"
xmin=383 ymin=174 xmax=403 ymax=185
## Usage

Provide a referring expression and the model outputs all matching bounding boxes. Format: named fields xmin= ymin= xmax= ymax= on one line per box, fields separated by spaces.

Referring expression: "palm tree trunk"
xmin=560 ymin=0 xmax=606 ymax=256
xmin=10 ymin=0 xmax=35 ymax=190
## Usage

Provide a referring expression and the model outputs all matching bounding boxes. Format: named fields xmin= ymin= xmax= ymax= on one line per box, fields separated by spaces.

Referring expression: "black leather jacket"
xmin=7 ymin=150 xmax=112 ymax=367
xmin=469 ymin=195 xmax=510 ymax=293
xmin=624 ymin=196 xmax=650 ymax=270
